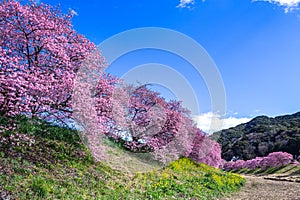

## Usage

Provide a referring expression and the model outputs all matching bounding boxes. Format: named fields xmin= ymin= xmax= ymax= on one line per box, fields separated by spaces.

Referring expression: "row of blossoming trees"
xmin=224 ymin=151 xmax=299 ymax=171
xmin=0 ymin=1 xmax=223 ymax=167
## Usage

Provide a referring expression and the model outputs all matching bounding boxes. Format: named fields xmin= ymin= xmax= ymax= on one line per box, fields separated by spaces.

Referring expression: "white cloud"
xmin=253 ymin=0 xmax=300 ymax=12
xmin=176 ymin=0 xmax=299 ymax=12
xmin=193 ymin=112 xmax=252 ymax=134
xmin=177 ymin=0 xmax=195 ymax=8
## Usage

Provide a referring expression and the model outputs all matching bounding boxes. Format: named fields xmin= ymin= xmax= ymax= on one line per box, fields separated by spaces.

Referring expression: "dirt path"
xmin=219 ymin=175 xmax=300 ymax=200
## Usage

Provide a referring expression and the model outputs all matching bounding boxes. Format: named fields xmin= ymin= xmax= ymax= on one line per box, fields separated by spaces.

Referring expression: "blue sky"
xmin=34 ymin=0 xmax=300 ymax=132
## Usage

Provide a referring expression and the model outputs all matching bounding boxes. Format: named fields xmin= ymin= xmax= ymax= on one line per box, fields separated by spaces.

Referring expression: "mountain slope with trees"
xmin=211 ymin=112 xmax=300 ymax=161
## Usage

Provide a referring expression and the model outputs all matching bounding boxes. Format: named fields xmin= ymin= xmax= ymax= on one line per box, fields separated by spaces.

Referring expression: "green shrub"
xmin=30 ymin=176 xmax=50 ymax=198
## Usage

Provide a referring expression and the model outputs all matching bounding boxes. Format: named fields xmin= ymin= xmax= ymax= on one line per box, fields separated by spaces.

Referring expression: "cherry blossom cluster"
xmin=189 ymin=130 xmax=223 ymax=168
xmin=224 ymin=151 xmax=296 ymax=171
xmin=72 ymin=48 xmax=223 ymax=166
xmin=74 ymin=60 xmax=223 ymax=166
xmin=1 ymin=1 xmax=224 ymax=168
xmin=0 ymin=0 xmax=95 ymax=124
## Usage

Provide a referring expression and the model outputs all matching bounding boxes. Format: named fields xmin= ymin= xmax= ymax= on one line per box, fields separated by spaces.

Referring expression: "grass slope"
xmin=0 ymin=116 xmax=245 ymax=199
xmin=229 ymin=164 xmax=300 ymax=176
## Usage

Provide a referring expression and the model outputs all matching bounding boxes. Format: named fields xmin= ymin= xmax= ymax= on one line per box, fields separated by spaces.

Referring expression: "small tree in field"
xmin=0 ymin=0 xmax=95 ymax=125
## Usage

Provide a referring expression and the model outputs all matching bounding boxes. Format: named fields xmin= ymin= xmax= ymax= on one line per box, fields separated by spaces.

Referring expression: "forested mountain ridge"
xmin=211 ymin=112 xmax=300 ymax=161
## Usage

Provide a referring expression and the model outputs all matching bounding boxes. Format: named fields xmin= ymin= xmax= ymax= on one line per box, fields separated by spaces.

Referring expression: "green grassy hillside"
xmin=229 ymin=163 xmax=300 ymax=176
xmin=0 ymin=116 xmax=245 ymax=199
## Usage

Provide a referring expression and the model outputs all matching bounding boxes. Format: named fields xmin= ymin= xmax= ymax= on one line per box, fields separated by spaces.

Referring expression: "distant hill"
xmin=211 ymin=112 xmax=300 ymax=161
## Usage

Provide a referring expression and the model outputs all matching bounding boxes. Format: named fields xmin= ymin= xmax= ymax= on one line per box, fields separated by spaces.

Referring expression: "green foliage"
xmin=30 ymin=176 xmax=50 ymax=198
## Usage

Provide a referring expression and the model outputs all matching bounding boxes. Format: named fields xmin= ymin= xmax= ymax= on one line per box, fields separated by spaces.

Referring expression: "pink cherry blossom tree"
xmin=92 ymin=83 xmax=185 ymax=162
xmin=259 ymin=152 xmax=293 ymax=169
xmin=189 ymin=129 xmax=223 ymax=168
xmin=84 ymin=69 xmax=223 ymax=165
xmin=0 ymin=0 xmax=95 ymax=125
